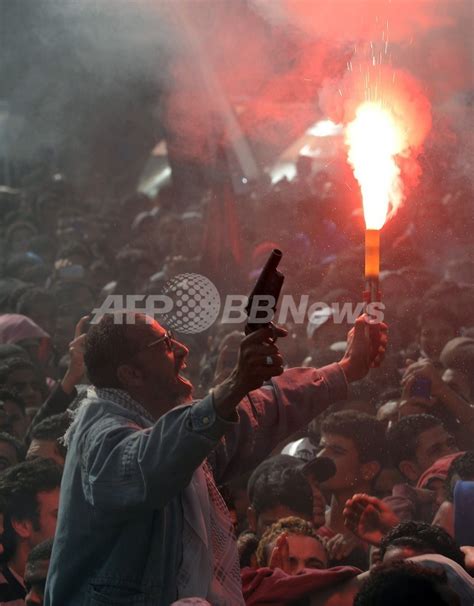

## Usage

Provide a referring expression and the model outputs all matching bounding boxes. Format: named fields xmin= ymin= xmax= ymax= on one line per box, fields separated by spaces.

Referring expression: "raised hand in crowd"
xmin=268 ymin=532 xmax=292 ymax=574
xmin=343 ymin=493 xmax=399 ymax=546
xmin=402 ymin=357 xmax=474 ymax=444
xmin=397 ymin=368 xmax=435 ymax=417
xmin=403 ymin=358 xmax=447 ymax=397
xmin=27 ymin=315 xmax=90 ymax=435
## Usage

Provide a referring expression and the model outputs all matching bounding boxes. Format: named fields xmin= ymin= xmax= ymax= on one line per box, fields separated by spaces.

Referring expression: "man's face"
xmin=127 ymin=320 xmax=193 ymax=409
xmin=0 ymin=399 xmax=28 ymax=440
xmin=419 ymin=319 xmax=456 ymax=362
xmin=27 ymin=440 xmax=65 ymax=466
xmin=30 ymin=489 xmax=60 ymax=547
xmin=413 ymin=425 xmax=458 ymax=477
xmin=0 ymin=440 xmax=20 ymax=472
xmin=5 ymin=370 xmax=43 ymax=408
xmin=256 ymin=505 xmax=312 ymax=538
xmin=318 ymin=433 xmax=365 ymax=494
xmin=267 ymin=534 xmax=328 ymax=574
xmin=400 ymin=425 xmax=458 ymax=483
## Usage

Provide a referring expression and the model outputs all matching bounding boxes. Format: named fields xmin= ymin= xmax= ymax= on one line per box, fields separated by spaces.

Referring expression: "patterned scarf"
xmin=73 ymin=388 xmax=243 ymax=605
xmin=177 ymin=459 xmax=243 ymax=605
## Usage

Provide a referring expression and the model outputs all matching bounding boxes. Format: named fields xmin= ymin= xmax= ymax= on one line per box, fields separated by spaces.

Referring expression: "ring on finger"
xmin=265 ymin=355 xmax=273 ymax=366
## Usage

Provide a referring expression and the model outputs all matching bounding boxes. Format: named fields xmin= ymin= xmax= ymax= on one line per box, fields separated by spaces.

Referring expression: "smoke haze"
xmin=0 ymin=0 xmax=472 ymax=191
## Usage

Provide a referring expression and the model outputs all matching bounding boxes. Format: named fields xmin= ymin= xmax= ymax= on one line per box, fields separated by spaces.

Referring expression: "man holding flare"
xmin=45 ymin=309 xmax=387 ymax=606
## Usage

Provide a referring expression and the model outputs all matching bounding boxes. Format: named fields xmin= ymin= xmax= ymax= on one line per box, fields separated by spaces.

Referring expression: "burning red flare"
xmin=345 ymin=102 xmax=404 ymax=230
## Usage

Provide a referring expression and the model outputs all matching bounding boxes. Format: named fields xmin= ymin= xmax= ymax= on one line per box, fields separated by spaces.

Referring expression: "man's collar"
xmin=94 ymin=387 xmax=155 ymax=423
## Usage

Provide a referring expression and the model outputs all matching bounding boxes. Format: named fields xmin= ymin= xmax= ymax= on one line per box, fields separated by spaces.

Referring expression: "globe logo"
xmin=160 ymin=273 xmax=221 ymax=334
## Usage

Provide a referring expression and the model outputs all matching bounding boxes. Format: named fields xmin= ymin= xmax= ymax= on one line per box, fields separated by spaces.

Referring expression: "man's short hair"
xmin=321 ymin=410 xmax=386 ymax=464
xmin=256 ymin=516 xmax=324 ymax=567
xmin=247 ymin=455 xmax=300 ymax=504
xmin=84 ymin=313 xmax=145 ymax=388
xmin=250 ymin=460 xmax=312 ymax=519
xmin=387 ymin=414 xmax=443 ymax=469
xmin=355 ymin=561 xmax=451 ymax=606
xmin=445 ymin=451 xmax=474 ymax=502
xmin=0 ymin=459 xmax=62 ymax=524
xmin=0 ymin=431 xmax=26 ymax=462
xmin=379 ymin=521 xmax=465 ymax=568
xmin=29 ymin=412 xmax=72 ymax=460
xmin=0 ymin=459 xmax=62 ymax=558
xmin=0 ymin=388 xmax=26 ymax=415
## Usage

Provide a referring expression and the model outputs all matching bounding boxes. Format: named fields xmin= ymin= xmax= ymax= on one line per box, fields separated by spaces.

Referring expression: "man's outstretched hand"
xmin=343 ymin=493 xmax=399 ymax=546
xmin=338 ymin=315 xmax=388 ymax=383
xmin=213 ymin=325 xmax=287 ymax=420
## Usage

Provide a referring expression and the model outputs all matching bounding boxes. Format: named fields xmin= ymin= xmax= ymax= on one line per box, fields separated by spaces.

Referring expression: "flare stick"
xmin=364 ymin=228 xmax=381 ymax=305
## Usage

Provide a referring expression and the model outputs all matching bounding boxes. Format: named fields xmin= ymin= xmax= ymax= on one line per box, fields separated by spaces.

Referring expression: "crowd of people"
xmin=0 ymin=150 xmax=472 ymax=606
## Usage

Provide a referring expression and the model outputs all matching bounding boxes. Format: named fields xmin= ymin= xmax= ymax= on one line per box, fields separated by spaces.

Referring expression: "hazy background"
xmin=0 ymin=0 xmax=472 ymax=196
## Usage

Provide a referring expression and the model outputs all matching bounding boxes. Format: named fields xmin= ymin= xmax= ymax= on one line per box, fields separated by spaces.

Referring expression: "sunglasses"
xmin=141 ymin=329 xmax=175 ymax=353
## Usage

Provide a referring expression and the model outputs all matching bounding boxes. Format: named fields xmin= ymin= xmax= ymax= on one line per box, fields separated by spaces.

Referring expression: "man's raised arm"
xmin=209 ymin=316 xmax=388 ymax=483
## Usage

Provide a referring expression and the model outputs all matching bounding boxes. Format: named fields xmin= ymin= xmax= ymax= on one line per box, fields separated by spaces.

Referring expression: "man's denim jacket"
xmin=44 ymin=364 xmax=347 ymax=606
